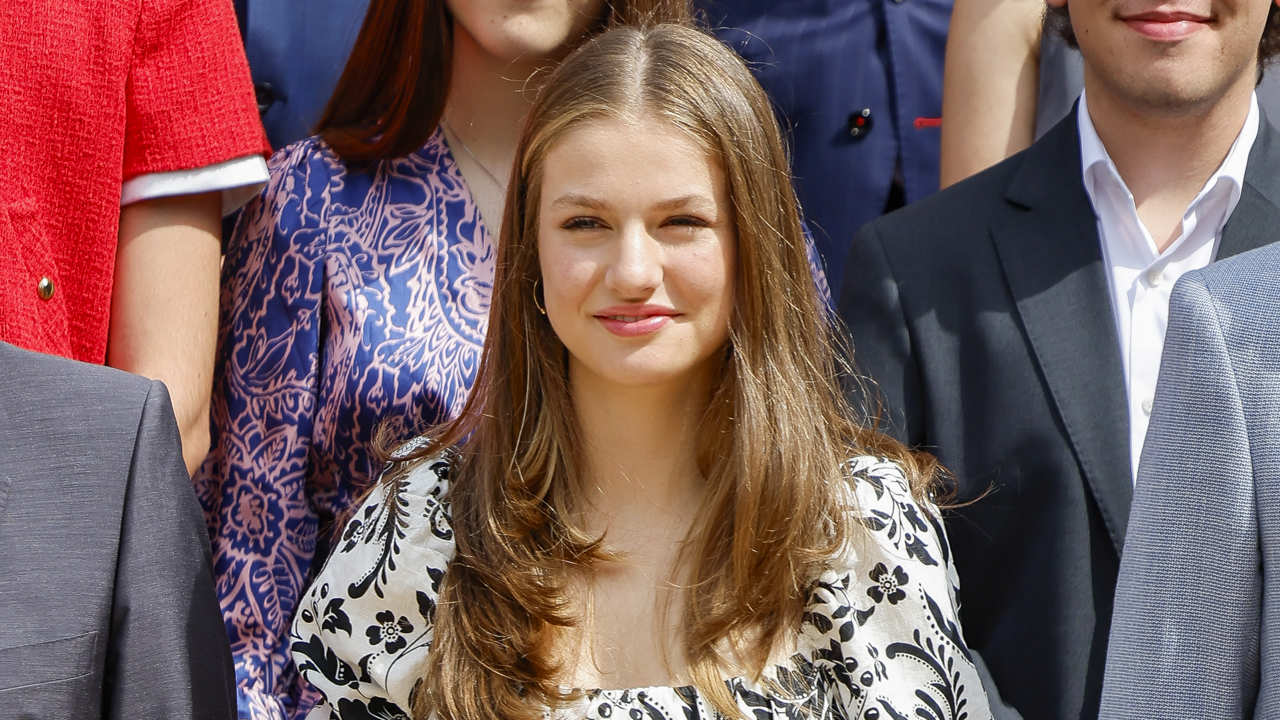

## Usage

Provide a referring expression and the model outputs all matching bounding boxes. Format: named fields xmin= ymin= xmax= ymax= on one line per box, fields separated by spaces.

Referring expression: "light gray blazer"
xmin=0 ymin=342 xmax=235 ymax=719
xmin=1099 ymin=241 xmax=1280 ymax=718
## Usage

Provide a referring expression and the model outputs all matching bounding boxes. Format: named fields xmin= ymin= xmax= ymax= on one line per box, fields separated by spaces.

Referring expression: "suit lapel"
xmin=990 ymin=112 xmax=1133 ymax=553
xmin=1220 ymin=116 xmax=1280 ymax=260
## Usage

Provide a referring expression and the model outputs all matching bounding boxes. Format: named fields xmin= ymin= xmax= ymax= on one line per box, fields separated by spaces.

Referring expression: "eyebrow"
xmin=549 ymin=193 xmax=609 ymax=210
xmin=548 ymin=193 xmax=715 ymax=212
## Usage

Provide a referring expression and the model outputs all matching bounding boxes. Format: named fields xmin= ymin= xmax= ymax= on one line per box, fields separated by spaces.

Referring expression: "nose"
xmin=604 ymin=221 xmax=662 ymax=299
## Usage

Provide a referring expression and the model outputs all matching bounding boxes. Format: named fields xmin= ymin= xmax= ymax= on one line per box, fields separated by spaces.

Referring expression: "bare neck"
xmin=570 ymin=369 xmax=713 ymax=530
xmin=1084 ymin=71 xmax=1254 ymax=251
xmin=443 ymin=28 xmax=545 ymax=174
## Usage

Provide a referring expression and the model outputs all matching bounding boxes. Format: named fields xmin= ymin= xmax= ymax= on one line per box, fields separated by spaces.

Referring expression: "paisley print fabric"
xmin=290 ymin=455 xmax=993 ymax=720
xmin=194 ymin=130 xmax=495 ymax=720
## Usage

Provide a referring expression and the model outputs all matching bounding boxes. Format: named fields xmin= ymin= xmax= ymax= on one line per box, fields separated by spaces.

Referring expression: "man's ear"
xmin=1046 ymin=0 xmax=1067 ymax=9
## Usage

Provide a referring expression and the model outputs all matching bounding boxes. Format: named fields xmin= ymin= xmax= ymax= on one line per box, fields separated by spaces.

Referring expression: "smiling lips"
xmin=1122 ymin=9 xmax=1212 ymax=40
xmin=593 ymin=305 xmax=680 ymax=337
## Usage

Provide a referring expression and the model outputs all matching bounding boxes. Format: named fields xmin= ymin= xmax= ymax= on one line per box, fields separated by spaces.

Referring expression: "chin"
xmin=570 ymin=352 xmax=720 ymax=393
xmin=483 ymin=13 xmax=592 ymax=60
xmin=1106 ymin=59 xmax=1246 ymax=115
xmin=596 ymin=365 xmax=699 ymax=388
xmin=487 ymin=33 xmax=572 ymax=61
xmin=1133 ymin=80 xmax=1238 ymax=114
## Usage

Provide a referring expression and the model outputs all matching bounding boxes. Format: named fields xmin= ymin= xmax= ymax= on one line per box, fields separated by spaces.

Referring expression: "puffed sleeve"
xmin=193 ymin=139 xmax=331 ymax=720
xmin=806 ymin=457 xmax=993 ymax=720
xmin=124 ymin=0 xmax=269 ymax=181
xmin=290 ymin=458 xmax=457 ymax=720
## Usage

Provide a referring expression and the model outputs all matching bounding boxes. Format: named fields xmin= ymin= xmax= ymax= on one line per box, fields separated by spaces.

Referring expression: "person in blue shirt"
xmin=698 ymin=0 xmax=951 ymax=297
xmin=232 ymin=0 xmax=369 ymax=148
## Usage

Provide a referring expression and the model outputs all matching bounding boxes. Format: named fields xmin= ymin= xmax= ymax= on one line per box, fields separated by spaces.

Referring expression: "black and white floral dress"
xmin=289 ymin=455 xmax=993 ymax=720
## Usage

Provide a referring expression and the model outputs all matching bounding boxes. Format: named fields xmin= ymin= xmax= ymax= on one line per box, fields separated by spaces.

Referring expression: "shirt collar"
xmin=1077 ymin=89 xmax=1259 ymax=234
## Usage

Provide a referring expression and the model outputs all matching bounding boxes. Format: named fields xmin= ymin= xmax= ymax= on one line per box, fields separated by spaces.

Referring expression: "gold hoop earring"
xmin=533 ymin=279 xmax=546 ymax=315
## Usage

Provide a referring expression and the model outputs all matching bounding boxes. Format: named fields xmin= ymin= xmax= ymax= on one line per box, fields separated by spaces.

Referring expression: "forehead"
xmin=538 ymin=116 xmax=726 ymax=207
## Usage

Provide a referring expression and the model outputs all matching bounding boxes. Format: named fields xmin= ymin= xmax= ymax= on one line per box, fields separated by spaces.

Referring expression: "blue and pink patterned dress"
xmin=194 ymin=129 xmax=495 ymax=720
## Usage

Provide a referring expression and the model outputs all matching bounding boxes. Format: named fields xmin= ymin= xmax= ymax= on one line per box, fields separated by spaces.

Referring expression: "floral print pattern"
xmin=867 ymin=563 xmax=909 ymax=605
xmin=197 ymin=127 xmax=829 ymax=720
xmin=366 ymin=612 xmax=413 ymax=654
xmin=290 ymin=455 xmax=992 ymax=720
xmin=193 ymin=130 xmax=493 ymax=720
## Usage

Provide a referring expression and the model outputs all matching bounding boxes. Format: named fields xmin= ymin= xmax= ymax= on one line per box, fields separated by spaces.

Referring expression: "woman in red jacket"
xmin=0 ymin=0 xmax=269 ymax=472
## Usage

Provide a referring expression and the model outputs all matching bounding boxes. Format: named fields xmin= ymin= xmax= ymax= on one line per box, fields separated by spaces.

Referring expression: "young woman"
xmin=196 ymin=2 xmax=691 ymax=717
xmin=290 ymin=23 xmax=992 ymax=720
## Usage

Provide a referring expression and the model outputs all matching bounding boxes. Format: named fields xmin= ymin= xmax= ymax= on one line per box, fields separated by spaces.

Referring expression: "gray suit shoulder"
xmin=0 ymin=342 xmax=178 ymax=495
xmin=0 ymin=342 xmax=161 ymax=430
xmin=1178 ymin=240 xmax=1280 ymax=308
xmin=1169 ymin=242 xmax=1280 ymax=362
xmin=0 ymin=341 xmax=153 ymax=394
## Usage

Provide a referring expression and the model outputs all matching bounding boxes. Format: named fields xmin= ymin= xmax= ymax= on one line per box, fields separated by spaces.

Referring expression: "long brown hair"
xmin=315 ymin=0 xmax=694 ymax=164
xmin=387 ymin=23 xmax=941 ymax=720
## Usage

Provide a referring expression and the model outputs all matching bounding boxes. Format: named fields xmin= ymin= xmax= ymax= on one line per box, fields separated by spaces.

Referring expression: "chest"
xmin=557 ymin=544 xmax=694 ymax=691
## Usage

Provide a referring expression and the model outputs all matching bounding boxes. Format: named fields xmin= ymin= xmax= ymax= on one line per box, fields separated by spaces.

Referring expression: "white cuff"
xmin=121 ymin=155 xmax=270 ymax=216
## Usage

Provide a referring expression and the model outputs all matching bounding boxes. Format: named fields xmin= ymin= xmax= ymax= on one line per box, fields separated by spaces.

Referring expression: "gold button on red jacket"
xmin=0 ymin=0 xmax=269 ymax=363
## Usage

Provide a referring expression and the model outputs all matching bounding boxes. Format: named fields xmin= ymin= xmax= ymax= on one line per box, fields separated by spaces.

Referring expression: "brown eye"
xmin=561 ymin=216 xmax=606 ymax=230
xmin=664 ymin=215 xmax=710 ymax=228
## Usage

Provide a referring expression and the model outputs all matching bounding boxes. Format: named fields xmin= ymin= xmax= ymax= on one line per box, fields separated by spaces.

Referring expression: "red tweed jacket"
xmin=0 ymin=0 xmax=269 ymax=363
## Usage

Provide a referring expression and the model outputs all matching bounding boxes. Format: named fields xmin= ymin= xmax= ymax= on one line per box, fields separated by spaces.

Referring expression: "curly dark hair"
xmin=1044 ymin=3 xmax=1280 ymax=79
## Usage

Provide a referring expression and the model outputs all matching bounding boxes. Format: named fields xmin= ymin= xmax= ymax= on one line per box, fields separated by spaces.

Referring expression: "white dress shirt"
xmin=121 ymin=154 xmax=269 ymax=216
xmin=1078 ymin=90 xmax=1259 ymax=481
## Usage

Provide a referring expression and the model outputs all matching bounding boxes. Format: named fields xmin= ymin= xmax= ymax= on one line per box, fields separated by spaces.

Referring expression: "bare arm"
xmin=109 ymin=192 xmax=221 ymax=475
xmin=939 ymin=0 xmax=1043 ymax=188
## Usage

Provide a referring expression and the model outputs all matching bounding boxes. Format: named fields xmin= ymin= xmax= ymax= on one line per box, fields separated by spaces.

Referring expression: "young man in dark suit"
xmin=839 ymin=0 xmax=1280 ymax=716
xmin=0 ymin=342 xmax=235 ymax=719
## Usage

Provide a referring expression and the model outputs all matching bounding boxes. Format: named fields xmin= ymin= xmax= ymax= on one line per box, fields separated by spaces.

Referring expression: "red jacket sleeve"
xmin=123 ymin=0 xmax=270 ymax=181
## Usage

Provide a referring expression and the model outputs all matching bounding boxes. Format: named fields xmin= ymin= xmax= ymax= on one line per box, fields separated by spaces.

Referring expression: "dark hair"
xmin=1044 ymin=3 xmax=1280 ymax=78
xmin=315 ymin=0 xmax=694 ymax=164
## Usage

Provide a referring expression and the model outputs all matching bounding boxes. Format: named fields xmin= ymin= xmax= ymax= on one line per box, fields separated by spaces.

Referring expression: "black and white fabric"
xmin=289 ymin=455 xmax=993 ymax=720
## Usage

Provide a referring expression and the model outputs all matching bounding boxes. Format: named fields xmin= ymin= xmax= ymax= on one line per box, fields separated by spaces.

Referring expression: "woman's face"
xmin=446 ymin=0 xmax=607 ymax=63
xmin=537 ymin=116 xmax=736 ymax=393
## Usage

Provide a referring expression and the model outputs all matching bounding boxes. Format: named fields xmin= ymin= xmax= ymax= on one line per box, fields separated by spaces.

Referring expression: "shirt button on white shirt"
xmin=1079 ymin=90 xmax=1259 ymax=483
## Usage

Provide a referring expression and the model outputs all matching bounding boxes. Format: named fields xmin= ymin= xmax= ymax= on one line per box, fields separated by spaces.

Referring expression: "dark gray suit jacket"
xmin=839 ymin=109 xmax=1280 ymax=719
xmin=0 ymin=343 xmax=235 ymax=719
xmin=1100 ymin=242 xmax=1280 ymax=718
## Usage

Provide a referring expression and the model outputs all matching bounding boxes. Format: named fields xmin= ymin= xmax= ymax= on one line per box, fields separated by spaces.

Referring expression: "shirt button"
xmin=848 ymin=108 xmax=874 ymax=140
xmin=254 ymin=82 xmax=280 ymax=114
xmin=37 ymin=276 xmax=54 ymax=301
xmin=1144 ymin=266 xmax=1164 ymax=287
xmin=1141 ymin=397 xmax=1154 ymax=415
